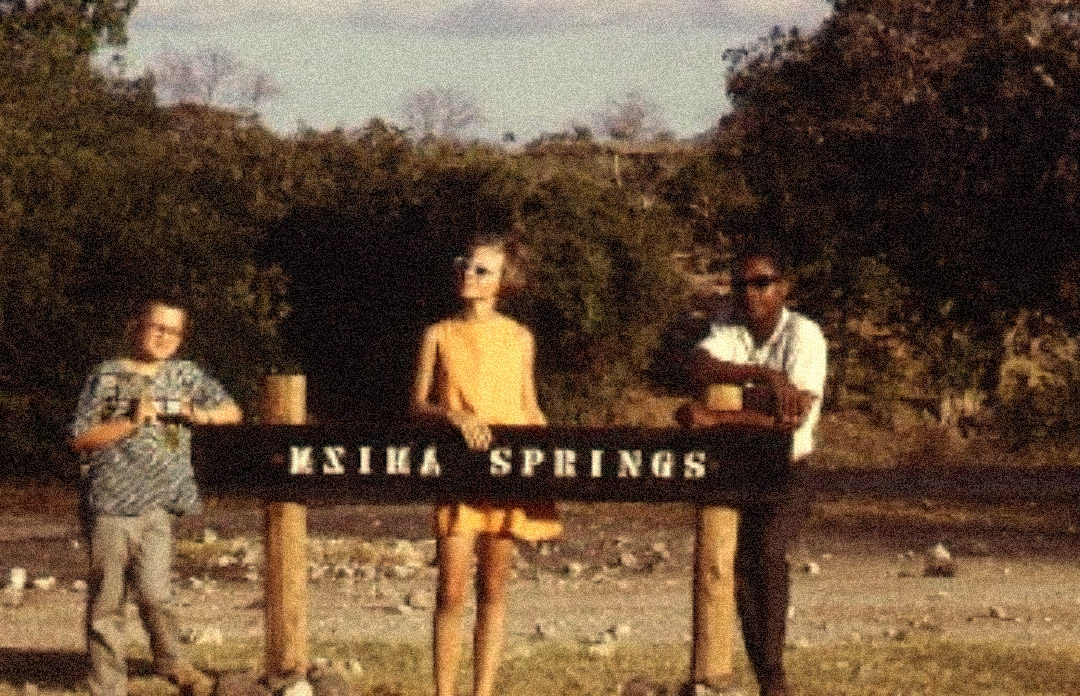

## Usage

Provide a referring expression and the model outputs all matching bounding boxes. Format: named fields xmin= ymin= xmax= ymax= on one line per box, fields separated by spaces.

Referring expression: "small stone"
xmin=345 ymin=659 xmax=363 ymax=674
xmin=390 ymin=565 xmax=416 ymax=580
xmin=884 ymin=627 xmax=907 ymax=641
xmin=217 ymin=555 xmax=237 ymax=568
xmin=538 ymin=541 xmax=554 ymax=557
xmin=244 ymin=570 xmax=260 ymax=583
xmin=619 ymin=552 xmax=639 ymax=569
xmin=989 ymin=606 xmax=1010 ymax=620
xmin=280 ymin=679 xmax=314 ymax=696
xmin=31 ymin=577 xmax=56 ymax=592
xmin=609 ymin=623 xmax=632 ymax=640
xmin=333 ymin=564 xmax=354 ymax=580
xmin=405 ymin=589 xmax=434 ymax=609
xmin=202 ymin=528 xmax=218 ymax=544
xmin=71 ymin=579 xmax=88 ymax=592
xmin=586 ymin=642 xmax=616 ymax=659
xmin=802 ymin=562 xmax=821 ymax=576
xmin=69 ymin=539 xmax=81 ymax=550
xmin=564 ymin=562 xmax=585 ymax=578
xmin=8 ymin=567 xmax=26 ymax=591
xmin=309 ymin=565 xmax=328 ymax=582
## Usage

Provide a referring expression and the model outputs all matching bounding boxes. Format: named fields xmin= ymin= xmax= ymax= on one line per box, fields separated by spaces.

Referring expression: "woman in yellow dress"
xmin=410 ymin=233 xmax=561 ymax=696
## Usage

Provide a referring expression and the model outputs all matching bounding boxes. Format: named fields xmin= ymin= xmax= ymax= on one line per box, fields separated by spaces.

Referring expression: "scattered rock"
xmin=389 ymin=565 xmax=416 ymax=580
xmin=181 ymin=626 xmax=224 ymax=645
xmin=619 ymin=552 xmax=639 ymax=569
xmin=8 ymin=567 xmax=26 ymax=591
xmin=308 ymin=565 xmax=328 ymax=582
xmin=564 ymin=562 xmax=586 ymax=578
xmin=31 ymin=577 xmax=56 ymax=591
xmin=201 ymin=528 xmax=218 ymax=544
xmin=802 ymin=562 xmax=821 ymax=576
xmin=405 ymin=589 xmax=434 ymax=610
xmin=279 ymin=678 xmax=313 ymax=696
xmin=586 ymin=642 xmax=616 ymax=659
xmin=308 ymin=664 xmax=348 ymax=696
xmin=923 ymin=543 xmax=956 ymax=577
xmin=216 ymin=555 xmax=237 ymax=568
xmin=989 ymin=606 xmax=1011 ymax=620
xmin=71 ymin=579 xmax=88 ymax=593
xmin=244 ymin=570 xmax=260 ymax=583
xmin=650 ymin=542 xmax=671 ymax=562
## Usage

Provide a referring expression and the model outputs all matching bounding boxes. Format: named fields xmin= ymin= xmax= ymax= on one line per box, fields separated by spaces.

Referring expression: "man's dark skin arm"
xmin=686 ymin=348 xmax=814 ymax=429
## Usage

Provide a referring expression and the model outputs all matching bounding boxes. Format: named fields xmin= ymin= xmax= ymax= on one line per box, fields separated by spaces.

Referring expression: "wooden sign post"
xmin=260 ymin=375 xmax=308 ymax=678
xmin=690 ymin=385 xmax=744 ymax=691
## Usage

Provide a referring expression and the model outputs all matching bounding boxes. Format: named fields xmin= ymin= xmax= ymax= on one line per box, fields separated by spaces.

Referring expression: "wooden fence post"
xmin=261 ymin=374 xmax=308 ymax=677
xmin=690 ymin=506 xmax=739 ymax=690
xmin=689 ymin=384 xmax=742 ymax=691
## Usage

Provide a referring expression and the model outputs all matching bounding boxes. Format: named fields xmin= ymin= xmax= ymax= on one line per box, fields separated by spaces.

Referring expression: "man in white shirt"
xmin=685 ymin=243 xmax=827 ymax=696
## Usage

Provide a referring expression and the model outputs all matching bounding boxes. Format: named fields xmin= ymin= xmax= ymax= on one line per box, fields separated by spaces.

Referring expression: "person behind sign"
xmin=410 ymin=232 xmax=560 ymax=696
xmin=70 ymin=297 xmax=242 ymax=696
xmin=683 ymin=242 xmax=827 ymax=696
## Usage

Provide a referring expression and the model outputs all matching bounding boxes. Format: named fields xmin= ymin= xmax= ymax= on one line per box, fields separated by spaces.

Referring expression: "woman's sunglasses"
xmin=453 ymin=257 xmax=498 ymax=281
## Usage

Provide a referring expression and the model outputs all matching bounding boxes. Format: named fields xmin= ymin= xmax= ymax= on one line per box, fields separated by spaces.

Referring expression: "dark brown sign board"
xmin=193 ymin=424 xmax=1080 ymax=505
xmin=192 ymin=423 xmax=793 ymax=505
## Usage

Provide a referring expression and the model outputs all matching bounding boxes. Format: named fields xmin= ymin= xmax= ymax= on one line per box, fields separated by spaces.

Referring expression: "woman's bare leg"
xmin=472 ymin=535 xmax=514 ymax=696
xmin=435 ymin=534 xmax=476 ymax=696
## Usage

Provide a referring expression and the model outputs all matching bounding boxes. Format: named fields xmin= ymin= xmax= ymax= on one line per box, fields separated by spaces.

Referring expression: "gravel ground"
xmin=2 ymin=501 xmax=1080 ymax=681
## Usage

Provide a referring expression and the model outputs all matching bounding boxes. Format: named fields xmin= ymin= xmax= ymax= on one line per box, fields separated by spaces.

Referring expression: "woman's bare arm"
xmin=520 ymin=328 xmax=547 ymax=426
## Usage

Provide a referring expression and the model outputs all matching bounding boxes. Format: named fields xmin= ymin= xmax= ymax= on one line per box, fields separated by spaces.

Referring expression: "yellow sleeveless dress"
xmin=430 ymin=315 xmax=562 ymax=541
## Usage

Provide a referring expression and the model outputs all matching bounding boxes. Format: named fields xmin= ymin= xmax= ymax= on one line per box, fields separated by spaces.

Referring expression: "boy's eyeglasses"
xmin=146 ymin=322 xmax=184 ymax=339
xmin=733 ymin=276 xmax=782 ymax=291
xmin=453 ymin=257 xmax=498 ymax=281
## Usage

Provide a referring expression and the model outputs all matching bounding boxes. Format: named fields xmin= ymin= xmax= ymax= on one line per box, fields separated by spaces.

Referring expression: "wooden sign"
xmin=192 ymin=423 xmax=793 ymax=505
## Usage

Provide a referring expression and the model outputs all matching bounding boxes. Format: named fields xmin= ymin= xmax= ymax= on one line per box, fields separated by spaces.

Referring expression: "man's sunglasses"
xmin=733 ymin=276 xmax=782 ymax=291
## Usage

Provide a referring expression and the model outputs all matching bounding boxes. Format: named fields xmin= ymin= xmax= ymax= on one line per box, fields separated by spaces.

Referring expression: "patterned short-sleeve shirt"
xmin=70 ymin=359 xmax=235 ymax=516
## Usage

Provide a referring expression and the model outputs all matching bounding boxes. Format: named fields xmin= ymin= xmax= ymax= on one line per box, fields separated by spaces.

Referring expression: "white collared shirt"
xmin=697 ymin=304 xmax=828 ymax=460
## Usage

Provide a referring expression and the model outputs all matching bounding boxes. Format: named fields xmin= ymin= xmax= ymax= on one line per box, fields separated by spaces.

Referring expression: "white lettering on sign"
xmin=521 ymin=449 xmax=545 ymax=477
xmin=280 ymin=443 xmax=720 ymax=485
xmin=386 ymin=447 xmax=411 ymax=475
xmin=590 ymin=449 xmax=605 ymax=478
xmin=683 ymin=451 xmax=707 ymax=479
xmin=617 ymin=450 xmax=642 ymax=478
xmin=490 ymin=448 xmax=512 ymax=476
xmin=650 ymin=450 xmax=674 ymax=479
xmin=323 ymin=446 xmax=346 ymax=475
xmin=553 ymin=449 xmax=577 ymax=477
xmin=289 ymin=446 xmax=314 ymax=475
xmin=420 ymin=446 xmax=441 ymax=477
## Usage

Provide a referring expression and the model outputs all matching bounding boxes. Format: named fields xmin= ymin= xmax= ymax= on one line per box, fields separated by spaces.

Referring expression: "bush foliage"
xmin=6 ymin=0 xmax=1080 ymax=478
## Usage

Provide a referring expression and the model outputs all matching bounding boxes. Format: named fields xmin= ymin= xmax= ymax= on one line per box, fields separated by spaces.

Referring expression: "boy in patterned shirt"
xmin=70 ymin=298 xmax=242 ymax=696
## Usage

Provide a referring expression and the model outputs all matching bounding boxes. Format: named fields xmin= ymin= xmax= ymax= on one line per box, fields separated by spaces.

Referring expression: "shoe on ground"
xmin=158 ymin=663 xmax=215 ymax=696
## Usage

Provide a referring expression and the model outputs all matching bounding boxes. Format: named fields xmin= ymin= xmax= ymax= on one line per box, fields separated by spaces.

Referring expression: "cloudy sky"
xmin=117 ymin=0 xmax=833 ymax=139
